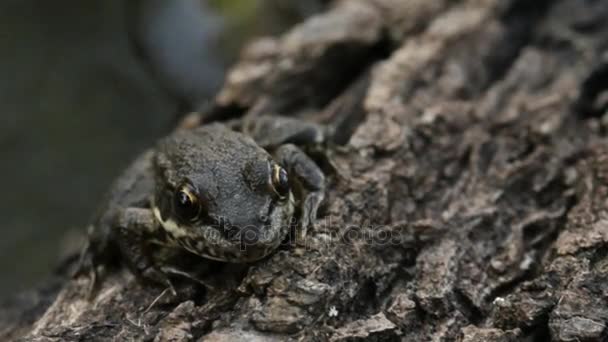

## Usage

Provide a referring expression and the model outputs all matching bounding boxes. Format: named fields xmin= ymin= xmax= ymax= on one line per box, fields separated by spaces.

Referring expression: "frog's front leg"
xmin=275 ymin=144 xmax=325 ymax=240
xmin=114 ymin=207 xmax=176 ymax=295
xmin=244 ymin=115 xmax=328 ymax=239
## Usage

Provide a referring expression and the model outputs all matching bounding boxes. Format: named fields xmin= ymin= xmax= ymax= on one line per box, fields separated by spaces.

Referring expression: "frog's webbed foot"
xmin=275 ymin=143 xmax=325 ymax=241
xmin=115 ymin=207 xmax=177 ymax=296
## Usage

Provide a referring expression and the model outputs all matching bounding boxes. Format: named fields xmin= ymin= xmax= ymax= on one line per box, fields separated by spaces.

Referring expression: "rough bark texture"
xmin=4 ymin=0 xmax=608 ymax=340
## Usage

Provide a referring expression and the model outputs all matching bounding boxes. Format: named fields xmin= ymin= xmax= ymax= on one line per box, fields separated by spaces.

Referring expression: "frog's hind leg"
xmin=115 ymin=207 xmax=177 ymax=296
xmin=275 ymin=144 xmax=325 ymax=241
xmin=243 ymin=115 xmax=329 ymax=149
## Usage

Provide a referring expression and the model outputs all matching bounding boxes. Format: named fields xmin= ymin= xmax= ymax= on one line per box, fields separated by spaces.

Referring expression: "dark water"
xmin=0 ymin=0 xmax=322 ymax=298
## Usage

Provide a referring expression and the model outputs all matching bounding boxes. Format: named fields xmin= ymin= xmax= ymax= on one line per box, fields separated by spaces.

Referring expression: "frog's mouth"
xmin=151 ymin=194 xmax=294 ymax=263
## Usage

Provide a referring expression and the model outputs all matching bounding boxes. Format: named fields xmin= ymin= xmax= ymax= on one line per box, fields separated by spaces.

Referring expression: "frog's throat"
xmin=152 ymin=205 xmax=191 ymax=238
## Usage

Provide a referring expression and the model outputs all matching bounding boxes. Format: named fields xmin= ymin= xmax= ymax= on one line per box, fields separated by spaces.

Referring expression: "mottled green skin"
xmin=78 ymin=118 xmax=325 ymax=288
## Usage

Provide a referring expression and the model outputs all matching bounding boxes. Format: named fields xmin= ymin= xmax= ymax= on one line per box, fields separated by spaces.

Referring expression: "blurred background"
xmin=0 ymin=0 xmax=325 ymax=299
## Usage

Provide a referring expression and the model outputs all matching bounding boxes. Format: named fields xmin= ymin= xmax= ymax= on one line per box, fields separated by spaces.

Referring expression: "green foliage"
xmin=208 ymin=0 xmax=259 ymax=22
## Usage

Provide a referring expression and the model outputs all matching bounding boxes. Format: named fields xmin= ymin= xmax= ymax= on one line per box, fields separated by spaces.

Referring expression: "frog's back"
xmin=158 ymin=124 xmax=265 ymax=163
xmin=155 ymin=124 xmax=271 ymax=187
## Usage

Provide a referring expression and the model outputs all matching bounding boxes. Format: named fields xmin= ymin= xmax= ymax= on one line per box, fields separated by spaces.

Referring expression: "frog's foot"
xmin=72 ymin=241 xmax=93 ymax=279
xmin=114 ymin=208 xmax=179 ymax=295
xmin=160 ymin=265 xmax=215 ymax=291
xmin=299 ymin=191 xmax=325 ymax=240
xmin=140 ymin=266 xmax=178 ymax=297
xmin=275 ymin=144 xmax=326 ymax=241
xmin=72 ymin=240 xmax=104 ymax=299
xmin=74 ymin=260 xmax=99 ymax=299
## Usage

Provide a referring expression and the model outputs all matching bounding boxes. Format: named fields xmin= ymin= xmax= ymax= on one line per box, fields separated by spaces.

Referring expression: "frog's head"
xmin=152 ymin=125 xmax=294 ymax=262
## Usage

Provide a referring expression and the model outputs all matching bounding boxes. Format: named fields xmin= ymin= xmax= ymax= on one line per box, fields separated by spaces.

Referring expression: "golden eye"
xmin=270 ymin=165 xmax=290 ymax=199
xmin=174 ymin=183 xmax=202 ymax=222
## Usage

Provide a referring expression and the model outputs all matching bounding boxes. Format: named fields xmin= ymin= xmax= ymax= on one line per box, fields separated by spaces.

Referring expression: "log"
xmin=4 ymin=0 xmax=608 ymax=340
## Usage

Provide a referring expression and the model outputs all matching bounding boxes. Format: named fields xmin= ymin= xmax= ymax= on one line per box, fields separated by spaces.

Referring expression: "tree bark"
xmin=4 ymin=0 xmax=608 ymax=340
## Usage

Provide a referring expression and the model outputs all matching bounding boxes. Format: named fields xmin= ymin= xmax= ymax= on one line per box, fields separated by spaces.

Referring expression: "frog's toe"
xmin=72 ymin=253 xmax=91 ymax=279
xmin=160 ymin=265 xmax=215 ymax=291
xmin=140 ymin=267 xmax=178 ymax=296
xmin=72 ymin=248 xmax=103 ymax=299
xmin=298 ymin=191 xmax=325 ymax=241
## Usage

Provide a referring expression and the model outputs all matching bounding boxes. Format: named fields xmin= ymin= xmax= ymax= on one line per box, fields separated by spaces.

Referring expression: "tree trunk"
xmin=4 ymin=0 xmax=608 ymax=340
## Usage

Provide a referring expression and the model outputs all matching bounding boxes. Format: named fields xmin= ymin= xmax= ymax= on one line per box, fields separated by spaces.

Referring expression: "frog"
xmin=75 ymin=115 xmax=327 ymax=293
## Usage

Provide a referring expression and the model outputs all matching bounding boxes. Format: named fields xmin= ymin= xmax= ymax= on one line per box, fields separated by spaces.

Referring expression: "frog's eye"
xmin=174 ymin=183 xmax=202 ymax=222
xmin=270 ymin=165 xmax=290 ymax=199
